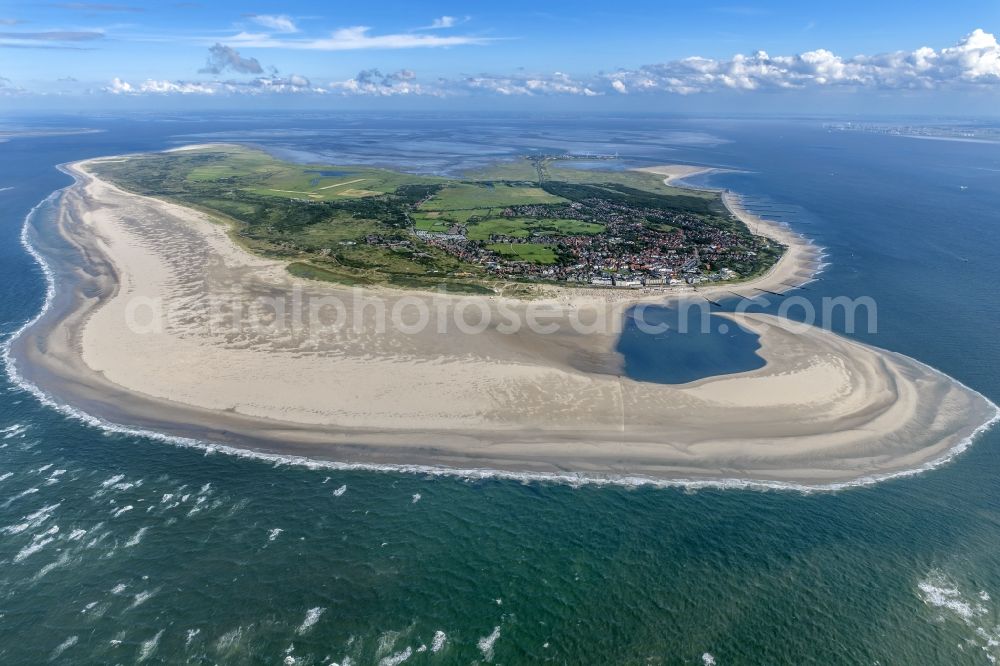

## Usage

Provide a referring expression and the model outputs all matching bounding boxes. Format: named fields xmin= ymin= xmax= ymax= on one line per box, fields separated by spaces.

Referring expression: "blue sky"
xmin=2 ymin=0 xmax=1000 ymax=113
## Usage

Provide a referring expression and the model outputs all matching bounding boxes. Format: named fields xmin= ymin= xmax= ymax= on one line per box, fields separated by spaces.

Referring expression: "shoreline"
xmin=4 ymin=153 xmax=998 ymax=489
xmin=636 ymin=163 xmax=825 ymax=298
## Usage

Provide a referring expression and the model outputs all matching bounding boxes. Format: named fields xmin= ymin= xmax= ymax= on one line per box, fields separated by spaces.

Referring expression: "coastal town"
xmin=365 ymin=177 xmax=779 ymax=289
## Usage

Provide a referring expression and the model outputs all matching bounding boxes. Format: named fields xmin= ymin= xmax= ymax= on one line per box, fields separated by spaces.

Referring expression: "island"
xmin=8 ymin=144 xmax=997 ymax=488
xmin=85 ymin=144 xmax=781 ymax=296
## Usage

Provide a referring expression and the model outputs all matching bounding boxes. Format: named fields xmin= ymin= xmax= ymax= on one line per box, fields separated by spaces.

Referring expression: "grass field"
xmin=467 ymin=156 xmax=718 ymax=200
xmin=466 ymin=217 xmax=604 ymax=240
xmin=420 ymin=182 xmax=565 ymax=210
xmin=243 ymin=169 xmax=431 ymax=201
xmin=413 ymin=208 xmax=496 ymax=225
xmin=168 ymin=144 xmax=444 ymax=202
xmin=462 ymin=158 xmax=541 ymax=182
xmin=546 ymin=165 xmax=712 ymax=198
xmin=487 ymin=242 xmax=559 ymax=264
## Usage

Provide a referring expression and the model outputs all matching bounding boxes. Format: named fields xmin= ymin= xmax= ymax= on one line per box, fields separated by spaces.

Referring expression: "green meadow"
xmin=487 ymin=242 xmax=560 ymax=264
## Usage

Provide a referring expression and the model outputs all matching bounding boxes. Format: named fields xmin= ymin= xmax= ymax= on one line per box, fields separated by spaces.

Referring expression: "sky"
xmin=1 ymin=0 xmax=1000 ymax=114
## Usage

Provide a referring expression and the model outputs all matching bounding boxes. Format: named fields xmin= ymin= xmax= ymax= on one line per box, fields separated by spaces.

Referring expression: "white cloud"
xmin=246 ymin=73 xmax=315 ymax=92
xmin=99 ymin=29 xmax=1000 ymax=99
xmin=429 ymin=16 xmax=456 ymax=29
xmin=198 ymin=43 xmax=263 ymax=75
xmin=419 ymin=15 xmax=469 ymax=30
xmin=460 ymin=71 xmax=600 ymax=96
xmin=224 ymin=25 xmax=492 ymax=50
xmin=328 ymin=68 xmax=427 ymax=96
xmin=605 ymin=28 xmax=1000 ymax=94
xmin=105 ymin=77 xmax=217 ymax=94
xmin=247 ymin=14 xmax=297 ymax=34
xmin=104 ymin=74 xmax=316 ymax=95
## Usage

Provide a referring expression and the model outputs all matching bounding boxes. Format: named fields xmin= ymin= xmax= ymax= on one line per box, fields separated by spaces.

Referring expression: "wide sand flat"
xmin=10 ymin=157 xmax=997 ymax=486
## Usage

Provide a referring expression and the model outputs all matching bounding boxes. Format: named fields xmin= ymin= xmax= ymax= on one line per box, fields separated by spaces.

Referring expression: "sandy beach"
xmin=8 ymin=154 xmax=998 ymax=486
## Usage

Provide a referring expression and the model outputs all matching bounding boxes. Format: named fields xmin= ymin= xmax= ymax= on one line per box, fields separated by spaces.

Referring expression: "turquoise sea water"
xmin=2 ymin=114 xmax=1000 ymax=664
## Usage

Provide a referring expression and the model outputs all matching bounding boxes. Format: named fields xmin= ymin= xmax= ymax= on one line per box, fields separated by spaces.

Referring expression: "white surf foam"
xmin=112 ymin=504 xmax=134 ymax=518
xmin=50 ymin=635 xmax=78 ymax=660
xmin=14 ymin=525 xmax=59 ymax=562
xmin=919 ymin=571 xmax=986 ymax=622
xmin=431 ymin=630 xmax=446 ymax=653
xmin=918 ymin=570 xmax=1000 ymax=661
xmin=378 ymin=647 xmax=412 ymax=666
xmin=35 ymin=550 xmax=72 ymax=580
xmin=138 ymin=629 xmax=164 ymax=662
xmin=44 ymin=469 xmax=66 ymax=485
xmin=477 ymin=626 xmax=501 ymax=662
xmin=296 ymin=606 xmax=324 ymax=635
xmin=130 ymin=588 xmax=158 ymax=609
xmin=2 ymin=501 xmax=60 ymax=535
xmin=215 ymin=625 xmax=246 ymax=651
xmin=3 ymin=487 xmax=39 ymax=509
xmin=125 ymin=526 xmax=149 ymax=547
xmin=2 ymin=424 xmax=27 ymax=439
xmin=101 ymin=474 xmax=125 ymax=488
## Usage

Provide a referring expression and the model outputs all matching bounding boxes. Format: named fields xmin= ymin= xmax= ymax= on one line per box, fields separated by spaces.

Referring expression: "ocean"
xmin=2 ymin=113 xmax=1000 ymax=664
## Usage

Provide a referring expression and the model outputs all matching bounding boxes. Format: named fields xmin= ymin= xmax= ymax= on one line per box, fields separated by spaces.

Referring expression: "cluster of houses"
xmin=362 ymin=191 xmax=764 ymax=289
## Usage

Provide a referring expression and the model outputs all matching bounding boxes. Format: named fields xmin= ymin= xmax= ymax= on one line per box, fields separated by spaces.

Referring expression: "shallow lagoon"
xmin=617 ymin=303 xmax=765 ymax=384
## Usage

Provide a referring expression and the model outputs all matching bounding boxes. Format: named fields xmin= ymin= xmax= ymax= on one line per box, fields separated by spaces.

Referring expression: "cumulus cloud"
xmin=328 ymin=68 xmax=426 ymax=96
xmin=605 ymin=28 xmax=1000 ymax=94
xmin=247 ymin=14 xmax=298 ymax=33
xmin=460 ymin=71 xmax=600 ymax=96
xmin=105 ymin=74 xmax=316 ymax=95
xmin=244 ymin=73 xmax=313 ymax=92
xmin=199 ymin=43 xmax=263 ymax=75
xmin=100 ymin=29 xmax=1000 ymax=99
xmin=105 ymin=77 xmax=217 ymax=94
xmin=104 ymin=41 xmax=317 ymax=95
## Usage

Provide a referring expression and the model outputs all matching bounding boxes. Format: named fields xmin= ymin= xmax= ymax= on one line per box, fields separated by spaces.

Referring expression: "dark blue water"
xmin=303 ymin=168 xmax=353 ymax=186
xmin=2 ymin=113 xmax=1000 ymax=664
xmin=617 ymin=307 xmax=765 ymax=384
